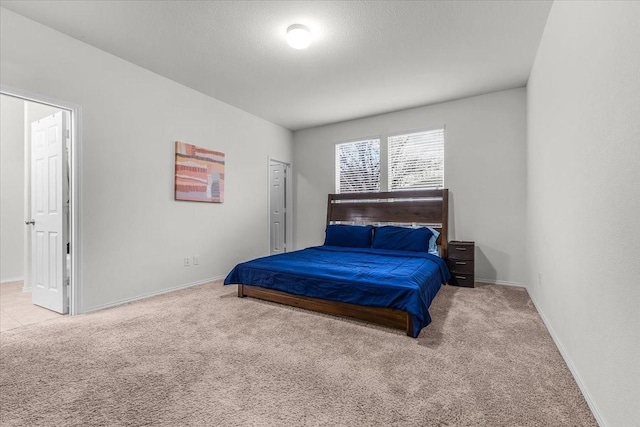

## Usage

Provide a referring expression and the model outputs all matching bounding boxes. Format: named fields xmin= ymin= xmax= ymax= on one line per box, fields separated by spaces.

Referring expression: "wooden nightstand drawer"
xmin=448 ymin=241 xmax=474 ymax=260
xmin=449 ymin=273 xmax=474 ymax=288
xmin=446 ymin=259 xmax=474 ymax=275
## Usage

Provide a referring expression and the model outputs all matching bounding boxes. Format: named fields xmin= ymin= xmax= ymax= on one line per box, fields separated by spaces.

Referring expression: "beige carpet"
xmin=0 ymin=281 xmax=596 ymax=426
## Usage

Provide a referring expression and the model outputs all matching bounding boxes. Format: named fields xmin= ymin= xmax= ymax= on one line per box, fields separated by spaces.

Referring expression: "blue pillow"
xmin=324 ymin=224 xmax=374 ymax=248
xmin=372 ymin=226 xmax=433 ymax=252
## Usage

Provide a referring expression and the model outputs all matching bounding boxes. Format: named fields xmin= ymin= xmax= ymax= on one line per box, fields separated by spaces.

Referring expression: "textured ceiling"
xmin=0 ymin=1 xmax=552 ymax=131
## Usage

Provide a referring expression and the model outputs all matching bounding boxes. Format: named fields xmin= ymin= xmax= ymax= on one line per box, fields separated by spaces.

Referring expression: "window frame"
xmin=334 ymin=136 xmax=382 ymax=194
xmin=334 ymin=126 xmax=445 ymax=194
xmin=387 ymin=127 xmax=445 ymax=191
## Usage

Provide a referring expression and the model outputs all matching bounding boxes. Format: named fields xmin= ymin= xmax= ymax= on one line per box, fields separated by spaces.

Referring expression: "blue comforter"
xmin=224 ymin=246 xmax=450 ymax=337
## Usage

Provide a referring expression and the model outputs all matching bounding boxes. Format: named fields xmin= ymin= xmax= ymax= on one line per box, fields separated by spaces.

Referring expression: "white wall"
xmin=0 ymin=9 xmax=293 ymax=311
xmin=294 ymin=88 xmax=527 ymax=285
xmin=527 ymin=2 xmax=640 ymax=426
xmin=0 ymin=95 xmax=24 ymax=282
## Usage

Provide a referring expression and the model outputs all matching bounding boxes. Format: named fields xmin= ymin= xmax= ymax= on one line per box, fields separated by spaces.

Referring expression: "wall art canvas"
xmin=175 ymin=141 xmax=225 ymax=203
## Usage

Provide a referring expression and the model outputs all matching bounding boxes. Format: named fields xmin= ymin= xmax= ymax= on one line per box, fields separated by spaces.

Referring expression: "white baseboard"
xmin=81 ymin=275 xmax=226 ymax=314
xmin=1 ymin=276 xmax=24 ymax=284
xmin=475 ymin=278 xmax=526 ymax=288
xmin=527 ymin=291 xmax=605 ymax=427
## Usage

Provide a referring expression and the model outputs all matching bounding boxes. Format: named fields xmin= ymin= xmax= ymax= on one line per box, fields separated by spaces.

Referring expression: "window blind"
xmin=335 ymin=139 xmax=380 ymax=194
xmin=388 ymin=129 xmax=444 ymax=190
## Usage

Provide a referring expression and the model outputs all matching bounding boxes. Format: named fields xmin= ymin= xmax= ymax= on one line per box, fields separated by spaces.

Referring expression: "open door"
xmin=29 ymin=111 xmax=68 ymax=313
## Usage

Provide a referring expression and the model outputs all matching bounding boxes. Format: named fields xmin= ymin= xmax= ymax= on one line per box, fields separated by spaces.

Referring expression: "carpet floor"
xmin=1 ymin=282 xmax=596 ymax=426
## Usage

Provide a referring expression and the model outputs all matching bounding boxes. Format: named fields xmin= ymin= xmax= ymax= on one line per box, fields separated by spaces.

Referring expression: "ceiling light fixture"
xmin=286 ymin=24 xmax=311 ymax=49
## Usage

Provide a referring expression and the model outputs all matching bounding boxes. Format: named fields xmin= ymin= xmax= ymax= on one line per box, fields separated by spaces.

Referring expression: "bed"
xmin=224 ymin=189 xmax=450 ymax=337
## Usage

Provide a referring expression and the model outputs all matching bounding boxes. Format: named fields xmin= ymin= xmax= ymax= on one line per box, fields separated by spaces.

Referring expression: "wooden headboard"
xmin=326 ymin=189 xmax=449 ymax=258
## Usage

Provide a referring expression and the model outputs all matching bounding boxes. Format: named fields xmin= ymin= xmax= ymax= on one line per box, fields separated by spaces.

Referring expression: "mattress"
xmin=224 ymin=245 xmax=450 ymax=336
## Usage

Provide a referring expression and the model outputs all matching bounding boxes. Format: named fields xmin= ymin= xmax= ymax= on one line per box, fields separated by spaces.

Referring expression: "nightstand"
xmin=446 ymin=241 xmax=475 ymax=288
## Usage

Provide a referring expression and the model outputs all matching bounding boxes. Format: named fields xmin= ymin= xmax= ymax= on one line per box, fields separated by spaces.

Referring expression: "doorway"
xmin=268 ymin=159 xmax=292 ymax=255
xmin=0 ymin=88 xmax=79 ymax=317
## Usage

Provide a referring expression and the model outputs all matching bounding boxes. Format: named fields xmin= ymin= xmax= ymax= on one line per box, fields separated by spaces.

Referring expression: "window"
xmin=335 ymin=128 xmax=444 ymax=193
xmin=388 ymin=129 xmax=444 ymax=190
xmin=335 ymin=139 xmax=380 ymax=194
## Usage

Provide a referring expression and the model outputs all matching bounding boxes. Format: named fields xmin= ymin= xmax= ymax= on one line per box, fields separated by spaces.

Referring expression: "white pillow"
xmin=427 ymin=227 xmax=440 ymax=256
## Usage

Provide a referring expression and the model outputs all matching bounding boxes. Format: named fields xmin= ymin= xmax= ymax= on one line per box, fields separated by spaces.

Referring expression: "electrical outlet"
xmin=184 ymin=257 xmax=191 ymax=267
xmin=193 ymin=255 xmax=199 ymax=265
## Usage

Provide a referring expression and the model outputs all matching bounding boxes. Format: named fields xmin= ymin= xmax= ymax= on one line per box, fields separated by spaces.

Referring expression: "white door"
xmin=30 ymin=111 xmax=68 ymax=313
xmin=269 ymin=162 xmax=287 ymax=254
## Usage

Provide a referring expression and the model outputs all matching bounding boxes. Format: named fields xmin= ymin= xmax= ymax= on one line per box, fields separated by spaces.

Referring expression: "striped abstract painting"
xmin=175 ymin=141 xmax=225 ymax=203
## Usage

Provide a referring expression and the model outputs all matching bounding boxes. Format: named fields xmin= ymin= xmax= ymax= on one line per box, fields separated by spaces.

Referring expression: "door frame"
xmin=1 ymin=85 xmax=82 ymax=315
xmin=267 ymin=157 xmax=293 ymax=254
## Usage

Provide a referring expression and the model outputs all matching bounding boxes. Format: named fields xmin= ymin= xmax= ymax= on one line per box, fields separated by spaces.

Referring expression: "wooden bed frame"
xmin=238 ymin=189 xmax=449 ymax=337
